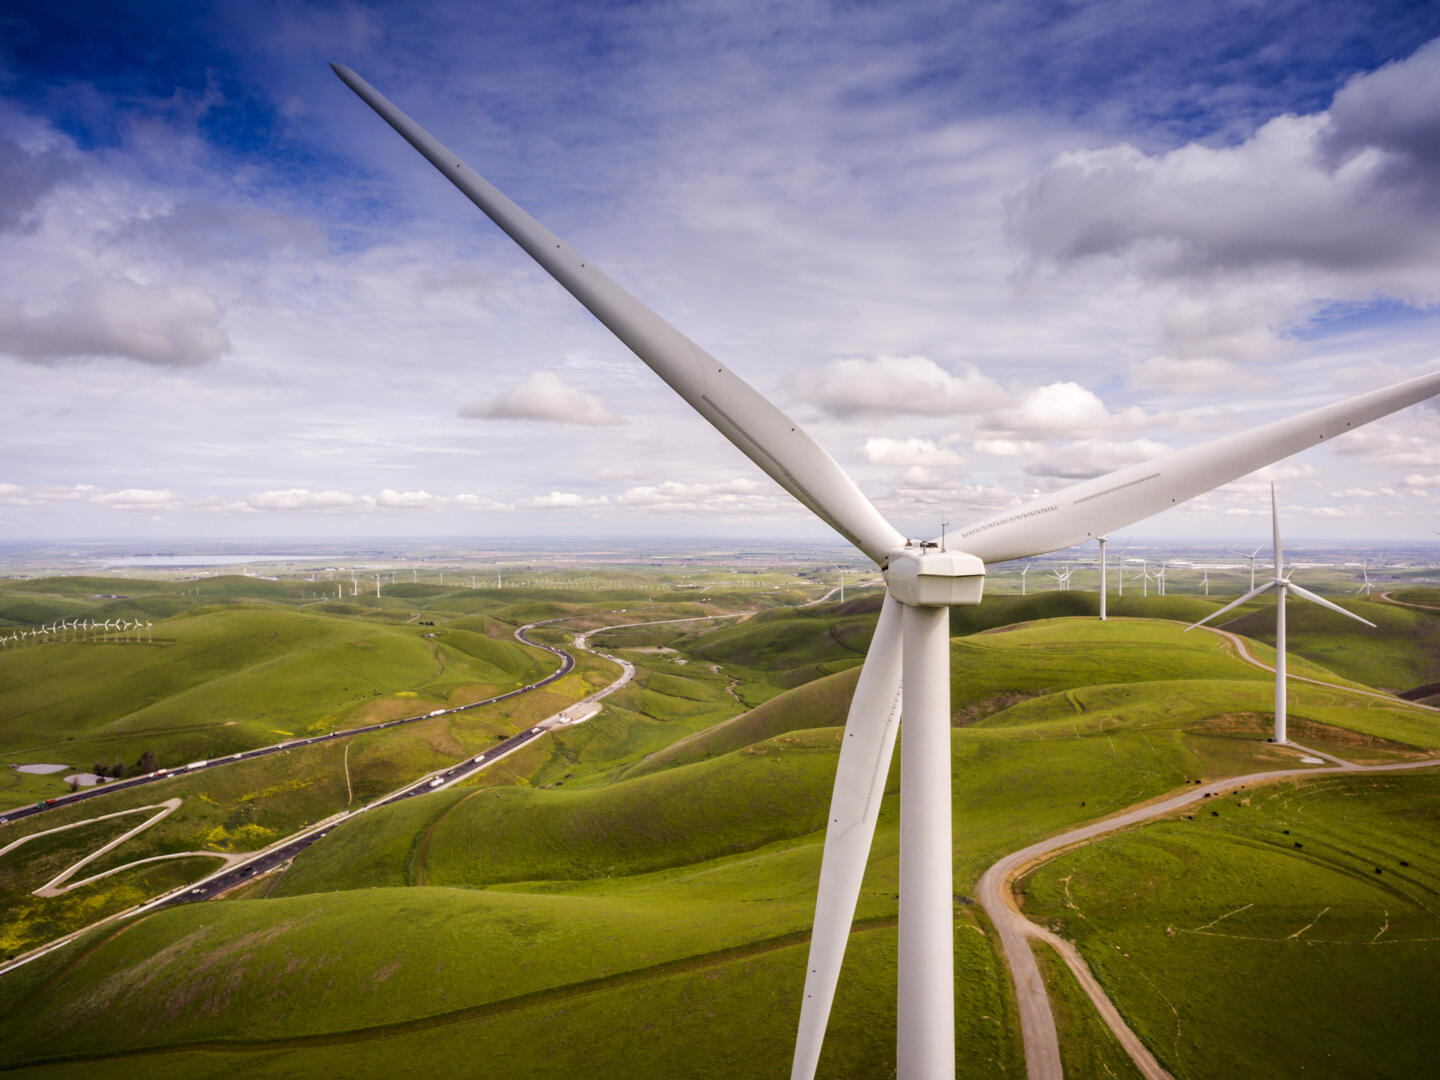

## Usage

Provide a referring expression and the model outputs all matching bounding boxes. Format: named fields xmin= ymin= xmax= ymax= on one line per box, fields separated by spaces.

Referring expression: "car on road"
xmin=427 ymin=777 xmax=444 ymax=788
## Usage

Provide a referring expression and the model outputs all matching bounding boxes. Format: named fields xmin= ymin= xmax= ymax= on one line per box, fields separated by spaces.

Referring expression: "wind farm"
xmin=5 ymin=5 xmax=1440 ymax=1080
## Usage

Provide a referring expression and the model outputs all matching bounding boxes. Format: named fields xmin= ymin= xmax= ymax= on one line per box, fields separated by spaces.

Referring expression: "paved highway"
xmin=0 ymin=619 xmax=575 ymax=828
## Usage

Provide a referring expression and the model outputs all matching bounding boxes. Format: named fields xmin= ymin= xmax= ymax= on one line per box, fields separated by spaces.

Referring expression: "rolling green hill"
xmin=1019 ymin=769 xmax=1440 ymax=1080
xmin=0 ymin=605 xmax=554 ymax=781
xmin=3 ymin=592 xmax=1438 ymax=1080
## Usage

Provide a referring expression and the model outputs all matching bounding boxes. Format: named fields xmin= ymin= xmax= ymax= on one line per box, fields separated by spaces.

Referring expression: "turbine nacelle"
xmin=882 ymin=547 xmax=986 ymax=607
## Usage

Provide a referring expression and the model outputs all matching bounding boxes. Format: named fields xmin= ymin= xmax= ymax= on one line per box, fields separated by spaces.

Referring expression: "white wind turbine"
xmin=334 ymin=63 xmax=1440 ymax=1080
xmin=1051 ymin=565 xmax=1073 ymax=592
xmin=1233 ymin=545 xmax=1263 ymax=591
xmin=1020 ymin=562 xmax=1031 ymax=595
xmin=1188 ymin=485 xmax=1375 ymax=744
xmin=1355 ymin=560 xmax=1375 ymax=597
xmin=1201 ymin=567 xmax=1211 ymax=596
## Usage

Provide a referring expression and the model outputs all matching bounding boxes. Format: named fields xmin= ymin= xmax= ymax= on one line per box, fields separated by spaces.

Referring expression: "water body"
xmin=99 ymin=554 xmax=332 ymax=568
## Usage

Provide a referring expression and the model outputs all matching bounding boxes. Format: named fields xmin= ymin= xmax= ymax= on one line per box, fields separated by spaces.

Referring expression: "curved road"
xmin=0 ymin=619 xmax=576 ymax=828
xmin=0 ymin=610 xmax=749 ymax=977
xmin=980 ymin=616 xmax=1440 ymax=1080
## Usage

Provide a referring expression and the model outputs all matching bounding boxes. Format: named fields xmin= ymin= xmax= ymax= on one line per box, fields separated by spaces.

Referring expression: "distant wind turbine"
xmin=1188 ymin=485 xmax=1374 ymax=743
xmin=1355 ymin=560 xmax=1375 ymax=597
xmin=1020 ymin=562 xmax=1031 ymax=595
xmin=333 ymin=61 xmax=1440 ymax=1080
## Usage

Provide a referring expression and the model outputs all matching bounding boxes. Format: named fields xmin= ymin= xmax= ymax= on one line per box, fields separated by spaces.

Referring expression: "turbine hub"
xmin=883 ymin=548 xmax=985 ymax=607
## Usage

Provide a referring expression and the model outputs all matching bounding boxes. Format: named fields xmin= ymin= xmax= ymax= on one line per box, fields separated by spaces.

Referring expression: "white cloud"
xmin=375 ymin=488 xmax=438 ymax=510
xmin=1008 ymin=39 xmax=1440 ymax=301
xmin=90 ymin=488 xmax=182 ymax=511
xmin=449 ymin=493 xmax=508 ymax=511
xmin=1332 ymin=420 xmax=1440 ymax=467
xmin=246 ymin=489 xmax=373 ymax=512
xmin=981 ymin=381 xmax=1165 ymax=438
xmin=458 ymin=371 xmax=623 ymax=426
xmin=1023 ymin=437 xmax=1171 ymax=479
xmin=784 ymin=355 xmax=1004 ymax=418
xmin=860 ymin=436 xmax=965 ymax=468
xmin=515 ymin=490 xmax=611 ymax=509
xmin=0 ymin=277 xmax=229 ymax=366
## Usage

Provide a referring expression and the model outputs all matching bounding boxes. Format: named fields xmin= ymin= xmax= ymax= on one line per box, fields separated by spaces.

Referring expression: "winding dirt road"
xmin=977 ymin=617 xmax=1440 ymax=1080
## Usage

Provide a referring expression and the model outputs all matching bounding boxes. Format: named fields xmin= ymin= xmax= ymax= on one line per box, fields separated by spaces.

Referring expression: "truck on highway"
xmin=428 ymin=709 xmax=445 ymax=717
xmin=186 ymin=760 xmax=208 ymax=769
xmin=427 ymin=777 xmax=445 ymax=788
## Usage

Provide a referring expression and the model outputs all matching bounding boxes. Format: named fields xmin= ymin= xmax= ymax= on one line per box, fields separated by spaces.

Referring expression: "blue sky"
xmin=4 ymin=0 xmax=1440 ymax=547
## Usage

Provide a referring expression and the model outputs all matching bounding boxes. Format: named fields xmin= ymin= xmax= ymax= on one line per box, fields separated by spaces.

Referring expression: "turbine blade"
xmin=332 ymin=64 xmax=905 ymax=564
xmin=953 ymin=369 xmax=1440 ymax=564
xmin=792 ymin=595 xmax=904 ymax=1080
xmin=1184 ymin=581 xmax=1275 ymax=631
xmin=1286 ymin=582 xmax=1377 ymax=628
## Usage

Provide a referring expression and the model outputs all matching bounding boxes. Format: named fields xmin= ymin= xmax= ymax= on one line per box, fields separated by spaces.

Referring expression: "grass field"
xmin=1018 ymin=769 xmax=1440 ymax=1080
xmin=2 ymin=568 xmax=1438 ymax=1079
xmin=0 ymin=602 xmax=555 ymax=789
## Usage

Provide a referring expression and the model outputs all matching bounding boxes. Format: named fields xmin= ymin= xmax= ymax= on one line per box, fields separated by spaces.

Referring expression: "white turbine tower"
xmin=1051 ymin=566 xmax=1073 ymax=591
xmin=1020 ymin=562 xmax=1031 ymax=595
xmin=334 ymin=63 xmax=1440 ymax=1080
xmin=1201 ymin=567 xmax=1211 ymax=596
xmin=1188 ymin=485 xmax=1375 ymax=744
xmin=1097 ymin=536 xmax=1108 ymax=620
xmin=1355 ymin=560 xmax=1375 ymax=597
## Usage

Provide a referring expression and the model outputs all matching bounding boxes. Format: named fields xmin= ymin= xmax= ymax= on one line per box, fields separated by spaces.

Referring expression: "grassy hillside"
xmin=1221 ymin=593 xmax=1440 ymax=692
xmin=1019 ymin=769 xmax=1440 ymax=1080
xmin=0 ymin=603 xmax=553 ymax=782
xmin=3 ymin=600 xmax=1437 ymax=1078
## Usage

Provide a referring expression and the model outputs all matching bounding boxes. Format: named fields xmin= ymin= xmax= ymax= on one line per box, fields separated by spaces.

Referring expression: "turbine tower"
xmin=1097 ymin=536 xmax=1108 ymax=620
xmin=333 ymin=63 xmax=1440 ymax=1080
xmin=1020 ymin=562 xmax=1031 ymax=595
xmin=1188 ymin=485 xmax=1375 ymax=743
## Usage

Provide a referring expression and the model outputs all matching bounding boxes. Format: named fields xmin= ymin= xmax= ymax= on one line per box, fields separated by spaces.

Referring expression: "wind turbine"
xmin=1231 ymin=545 xmax=1262 ymax=591
xmin=333 ymin=63 xmax=1440 ymax=1080
xmin=1355 ymin=560 xmax=1375 ymax=597
xmin=1020 ymin=562 xmax=1031 ymax=595
xmin=1200 ymin=567 xmax=1210 ymax=596
xmin=1051 ymin=565 xmax=1073 ymax=591
xmin=1188 ymin=485 xmax=1374 ymax=744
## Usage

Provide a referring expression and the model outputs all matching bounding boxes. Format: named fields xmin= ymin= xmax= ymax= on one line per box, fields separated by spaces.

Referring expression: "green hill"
xmin=1020 ymin=768 xmax=1440 ymax=1080
xmin=0 ymin=604 xmax=554 ymax=786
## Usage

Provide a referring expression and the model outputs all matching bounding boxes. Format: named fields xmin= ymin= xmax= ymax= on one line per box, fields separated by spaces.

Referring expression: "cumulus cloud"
xmin=90 ymin=487 xmax=182 ymax=511
xmin=459 ymin=371 xmax=623 ymax=426
xmin=1007 ymin=39 xmax=1440 ymax=286
xmin=1023 ymin=437 xmax=1171 ymax=479
xmin=784 ymin=355 xmax=1004 ymax=418
xmin=246 ymin=489 xmax=373 ymax=512
xmin=514 ymin=490 xmax=611 ymax=509
xmin=0 ymin=277 xmax=229 ymax=366
xmin=860 ymin=437 xmax=966 ymax=468
xmin=981 ymin=381 xmax=1165 ymax=438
